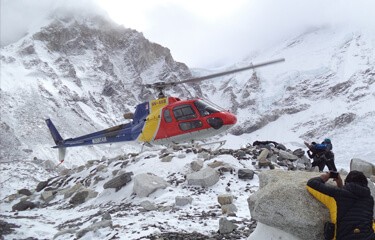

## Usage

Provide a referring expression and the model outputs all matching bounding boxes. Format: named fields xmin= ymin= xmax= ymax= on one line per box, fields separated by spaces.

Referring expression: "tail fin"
xmin=46 ymin=119 xmax=66 ymax=163
xmin=45 ymin=119 xmax=63 ymax=145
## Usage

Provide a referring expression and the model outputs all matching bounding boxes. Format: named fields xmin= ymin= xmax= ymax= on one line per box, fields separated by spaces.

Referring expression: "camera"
xmin=329 ymin=171 xmax=339 ymax=179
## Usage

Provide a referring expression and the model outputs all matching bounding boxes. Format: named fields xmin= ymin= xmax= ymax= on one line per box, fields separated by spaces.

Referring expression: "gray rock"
xmin=234 ymin=150 xmax=247 ymax=159
xmin=133 ymin=173 xmax=170 ymax=197
xmin=18 ymin=189 xmax=32 ymax=196
xmin=292 ymin=148 xmax=305 ymax=158
xmin=5 ymin=193 xmax=20 ymax=203
xmin=36 ymin=180 xmax=48 ymax=192
xmin=161 ymin=155 xmax=173 ymax=162
xmin=190 ymin=159 xmax=204 ymax=172
xmin=96 ymin=164 xmax=107 ymax=172
xmin=102 ymin=212 xmax=112 ymax=220
xmin=278 ymin=150 xmax=299 ymax=161
xmin=53 ymin=229 xmax=77 ymax=239
xmin=140 ymin=200 xmax=157 ymax=211
xmin=247 ymin=170 xmax=331 ymax=240
xmin=12 ymin=201 xmax=36 ymax=211
xmin=350 ymin=158 xmax=374 ymax=177
xmin=76 ymin=220 xmax=112 ymax=238
xmin=177 ymin=153 xmax=186 ymax=159
xmin=198 ymin=151 xmax=211 ymax=160
xmin=41 ymin=190 xmax=55 ymax=203
xmin=175 ymin=196 xmax=193 ymax=206
xmin=238 ymin=169 xmax=254 ymax=180
xmin=217 ymin=194 xmax=233 ymax=205
xmin=219 ymin=217 xmax=237 ymax=234
xmin=103 ymin=172 xmax=133 ymax=191
xmin=276 ymin=143 xmax=287 ymax=151
xmin=187 ymin=167 xmax=220 ymax=187
xmin=207 ymin=160 xmax=225 ymax=168
xmin=257 ymin=148 xmax=269 ymax=161
xmin=62 ymin=183 xmax=83 ymax=199
xmin=69 ymin=190 xmax=89 ymax=205
xmin=221 ymin=203 xmax=237 ymax=215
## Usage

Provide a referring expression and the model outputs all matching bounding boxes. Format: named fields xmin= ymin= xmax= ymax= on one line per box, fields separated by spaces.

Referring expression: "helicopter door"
xmin=172 ymin=104 xmax=202 ymax=133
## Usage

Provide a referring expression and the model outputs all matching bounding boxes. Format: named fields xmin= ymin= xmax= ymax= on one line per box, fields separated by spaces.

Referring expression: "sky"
xmin=1 ymin=0 xmax=375 ymax=68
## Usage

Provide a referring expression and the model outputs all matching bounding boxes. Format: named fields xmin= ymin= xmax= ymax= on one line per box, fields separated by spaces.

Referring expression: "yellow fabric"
xmin=373 ymin=221 xmax=375 ymax=232
xmin=307 ymin=185 xmax=338 ymax=239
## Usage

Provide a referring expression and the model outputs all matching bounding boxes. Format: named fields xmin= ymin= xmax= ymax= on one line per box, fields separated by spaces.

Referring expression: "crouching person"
xmin=306 ymin=170 xmax=375 ymax=240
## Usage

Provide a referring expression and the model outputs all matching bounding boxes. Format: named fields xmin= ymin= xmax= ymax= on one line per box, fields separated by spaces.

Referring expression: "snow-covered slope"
xmin=196 ymin=26 xmax=375 ymax=170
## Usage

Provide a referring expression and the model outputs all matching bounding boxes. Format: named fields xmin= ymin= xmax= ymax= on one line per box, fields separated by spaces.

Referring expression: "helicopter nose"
xmin=223 ymin=112 xmax=237 ymax=125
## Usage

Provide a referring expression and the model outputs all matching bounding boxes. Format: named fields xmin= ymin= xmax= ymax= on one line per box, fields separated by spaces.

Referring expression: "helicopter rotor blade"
xmin=175 ymin=58 xmax=285 ymax=85
xmin=142 ymin=58 xmax=285 ymax=97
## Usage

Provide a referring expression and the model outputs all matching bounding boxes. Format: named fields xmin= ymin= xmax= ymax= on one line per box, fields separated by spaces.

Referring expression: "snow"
xmin=248 ymin=222 xmax=301 ymax=240
xmin=0 ymin=143 xmax=261 ymax=239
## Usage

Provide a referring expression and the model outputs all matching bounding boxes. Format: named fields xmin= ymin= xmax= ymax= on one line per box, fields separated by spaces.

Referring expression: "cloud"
xmin=1 ymin=0 xmax=374 ymax=68
xmin=0 ymin=0 xmax=105 ymax=47
xmin=140 ymin=0 xmax=375 ymax=67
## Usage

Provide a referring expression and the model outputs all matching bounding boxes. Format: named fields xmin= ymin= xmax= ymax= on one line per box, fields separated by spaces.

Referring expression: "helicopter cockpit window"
xmin=173 ymin=104 xmax=197 ymax=121
xmin=194 ymin=100 xmax=220 ymax=117
xmin=163 ymin=109 xmax=172 ymax=123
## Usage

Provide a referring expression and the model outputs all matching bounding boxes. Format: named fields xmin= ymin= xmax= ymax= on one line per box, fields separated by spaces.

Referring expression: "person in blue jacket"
xmin=305 ymin=138 xmax=337 ymax=172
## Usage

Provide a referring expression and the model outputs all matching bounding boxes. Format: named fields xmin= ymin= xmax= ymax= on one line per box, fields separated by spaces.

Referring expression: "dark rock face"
xmin=36 ymin=181 xmax=49 ymax=192
xmin=238 ymin=169 xmax=255 ymax=180
xmin=103 ymin=172 xmax=133 ymax=191
xmin=0 ymin=220 xmax=20 ymax=236
xmin=18 ymin=189 xmax=32 ymax=196
xmin=12 ymin=201 xmax=36 ymax=212
xmin=69 ymin=191 xmax=89 ymax=205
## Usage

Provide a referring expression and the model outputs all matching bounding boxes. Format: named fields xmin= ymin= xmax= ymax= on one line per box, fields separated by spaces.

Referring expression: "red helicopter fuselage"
xmin=137 ymin=97 xmax=237 ymax=144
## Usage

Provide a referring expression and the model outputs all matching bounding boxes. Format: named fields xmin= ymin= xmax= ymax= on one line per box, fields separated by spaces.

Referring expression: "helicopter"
xmin=46 ymin=58 xmax=285 ymax=162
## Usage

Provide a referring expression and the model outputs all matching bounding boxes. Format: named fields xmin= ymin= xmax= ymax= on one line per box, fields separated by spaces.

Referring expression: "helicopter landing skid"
xmin=178 ymin=140 xmax=227 ymax=151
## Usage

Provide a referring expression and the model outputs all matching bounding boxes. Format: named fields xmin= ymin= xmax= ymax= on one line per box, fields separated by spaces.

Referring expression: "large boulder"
xmin=133 ymin=173 xmax=170 ymax=197
xmin=350 ymin=158 xmax=374 ymax=178
xmin=248 ymin=170 xmax=375 ymax=240
xmin=12 ymin=201 xmax=36 ymax=212
xmin=186 ymin=167 xmax=220 ymax=187
xmin=247 ymin=170 xmax=332 ymax=240
xmin=103 ymin=172 xmax=133 ymax=191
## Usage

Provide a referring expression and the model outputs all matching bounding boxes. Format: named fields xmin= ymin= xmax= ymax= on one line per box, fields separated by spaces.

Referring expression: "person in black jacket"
xmin=306 ymin=170 xmax=375 ymax=240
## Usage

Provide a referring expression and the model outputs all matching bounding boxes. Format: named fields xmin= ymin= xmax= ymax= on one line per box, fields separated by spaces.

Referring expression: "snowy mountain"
xmin=0 ymin=14 xmax=196 ymax=162
xmin=1 ymin=10 xmax=375 ymax=239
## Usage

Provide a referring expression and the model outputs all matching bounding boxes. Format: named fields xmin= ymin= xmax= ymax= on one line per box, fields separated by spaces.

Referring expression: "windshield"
xmin=194 ymin=99 xmax=221 ymax=117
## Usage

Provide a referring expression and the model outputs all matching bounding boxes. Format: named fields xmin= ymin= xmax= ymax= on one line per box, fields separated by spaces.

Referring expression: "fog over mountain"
xmin=0 ymin=3 xmax=374 ymax=239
